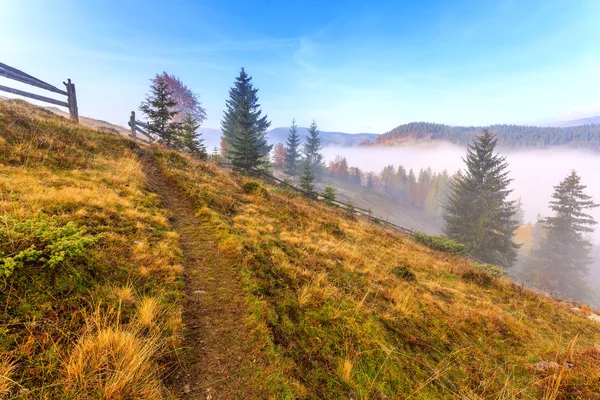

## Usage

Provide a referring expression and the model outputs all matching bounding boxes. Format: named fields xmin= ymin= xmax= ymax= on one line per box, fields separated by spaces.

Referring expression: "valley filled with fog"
xmin=322 ymin=144 xmax=600 ymax=242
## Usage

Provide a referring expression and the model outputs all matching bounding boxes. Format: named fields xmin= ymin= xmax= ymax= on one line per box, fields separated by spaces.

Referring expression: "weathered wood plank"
xmin=135 ymin=120 xmax=150 ymax=129
xmin=0 ymin=66 xmax=68 ymax=96
xmin=0 ymin=62 xmax=45 ymax=83
xmin=134 ymin=126 xmax=149 ymax=137
xmin=129 ymin=111 xmax=136 ymax=140
xmin=0 ymin=84 xmax=69 ymax=107
xmin=63 ymin=79 xmax=78 ymax=122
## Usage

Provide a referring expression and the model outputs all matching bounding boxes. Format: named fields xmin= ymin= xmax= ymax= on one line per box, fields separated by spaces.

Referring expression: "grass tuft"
xmin=0 ymin=357 xmax=17 ymax=397
xmin=136 ymin=296 xmax=162 ymax=329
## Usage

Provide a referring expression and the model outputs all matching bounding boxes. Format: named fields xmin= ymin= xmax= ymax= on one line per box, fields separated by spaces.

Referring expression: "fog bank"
xmin=322 ymin=144 xmax=600 ymax=242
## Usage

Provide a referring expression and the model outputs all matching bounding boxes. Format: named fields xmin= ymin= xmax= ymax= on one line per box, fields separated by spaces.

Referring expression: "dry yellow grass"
xmin=64 ymin=326 xmax=163 ymax=399
xmin=136 ymin=296 xmax=162 ymax=329
xmin=0 ymin=357 xmax=17 ymax=397
xmin=152 ymin=146 xmax=600 ymax=399
xmin=0 ymin=100 xmax=182 ymax=397
xmin=113 ymin=284 xmax=136 ymax=304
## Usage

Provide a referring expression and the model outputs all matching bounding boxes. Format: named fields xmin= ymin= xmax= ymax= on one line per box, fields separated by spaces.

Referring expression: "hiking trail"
xmin=142 ymin=151 xmax=257 ymax=399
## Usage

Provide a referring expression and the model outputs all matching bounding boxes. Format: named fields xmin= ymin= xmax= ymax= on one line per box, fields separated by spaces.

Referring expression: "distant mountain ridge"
xmin=546 ymin=116 xmax=600 ymax=127
xmin=267 ymin=127 xmax=378 ymax=147
xmin=370 ymin=121 xmax=600 ymax=150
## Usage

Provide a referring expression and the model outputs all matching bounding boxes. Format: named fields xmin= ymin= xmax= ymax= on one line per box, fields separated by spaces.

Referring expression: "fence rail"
xmin=220 ymin=162 xmax=415 ymax=232
xmin=0 ymin=62 xmax=78 ymax=122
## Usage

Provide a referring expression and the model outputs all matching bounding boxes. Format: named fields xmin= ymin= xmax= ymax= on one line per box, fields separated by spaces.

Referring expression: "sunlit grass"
xmin=153 ymin=144 xmax=600 ymax=399
xmin=0 ymin=100 xmax=182 ymax=398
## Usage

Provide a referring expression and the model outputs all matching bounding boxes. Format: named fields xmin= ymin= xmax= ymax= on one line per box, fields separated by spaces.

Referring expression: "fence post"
xmin=130 ymin=111 xmax=136 ymax=140
xmin=64 ymin=79 xmax=79 ymax=123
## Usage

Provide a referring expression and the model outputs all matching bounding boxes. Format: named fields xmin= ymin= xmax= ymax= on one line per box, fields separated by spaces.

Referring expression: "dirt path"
xmin=141 ymin=152 xmax=256 ymax=399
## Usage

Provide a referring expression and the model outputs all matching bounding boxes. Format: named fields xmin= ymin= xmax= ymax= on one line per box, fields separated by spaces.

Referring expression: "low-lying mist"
xmin=322 ymin=143 xmax=600 ymax=242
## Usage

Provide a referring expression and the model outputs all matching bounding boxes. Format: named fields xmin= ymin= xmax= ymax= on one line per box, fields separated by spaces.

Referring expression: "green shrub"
xmin=413 ymin=232 xmax=466 ymax=256
xmin=391 ymin=264 xmax=416 ymax=282
xmin=473 ymin=262 xmax=506 ymax=277
xmin=462 ymin=270 xmax=495 ymax=287
xmin=323 ymin=222 xmax=345 ymax=238
xmin=0 ymin=215 xmax=97 ymax=278
xmin=242 ymin=181 xmax=270 ymax=199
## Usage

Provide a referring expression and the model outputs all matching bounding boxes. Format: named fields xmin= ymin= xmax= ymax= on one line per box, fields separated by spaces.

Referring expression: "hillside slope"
xmin=0 ymin=101 xmax=184 ymax=398
xmin=272 ymin=170 xmax=442 ymax=235
xmin=155 ymin=148 xmax=600 ymax=398
xmin=2 ymin=101 xmax=600 ymax=399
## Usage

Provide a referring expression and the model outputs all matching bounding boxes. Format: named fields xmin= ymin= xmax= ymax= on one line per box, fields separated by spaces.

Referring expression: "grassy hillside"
xmin=154 ymin=150 xmax=600 ymax=398
xmin=0 ymin=101 xmax=183 ymax=398
xmin=2 ymin=100 xmax=600 ymax=399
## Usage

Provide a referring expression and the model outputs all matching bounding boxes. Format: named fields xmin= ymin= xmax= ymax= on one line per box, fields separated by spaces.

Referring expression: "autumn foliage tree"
xmin=273 ymin=143 xmax=286 ymax=167
xmin=160 ymin=72 xmax=207 ymax=124
xmin=327 ymin=156 xmax=350 ymax=180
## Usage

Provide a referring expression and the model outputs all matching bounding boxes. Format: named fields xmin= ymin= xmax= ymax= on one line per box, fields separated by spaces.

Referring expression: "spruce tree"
xmin=211 ymin=147 xmax=221 ymax=164
xmin=443 ymin=130 xmax=520 ymax=268
xmin=350 ymin=168 xmax=362 ymax=185
xmin=140 ymin=74 xmax=180 ymax=148
xmin=299 ymin=156 xmax=315 ymax=194
xmin=284 ymin=119 xmax=302 ymax=180
xmin=526 ymin=171 xmax=598 ymax=300
xmin=366 ymin=174 xmax=374 ymax=189
xmin=180 ymin=113 xmax=206 ymax=159
xmin=323 ymin=181 xmax=337 ymax=205
xmin=221 ymin=68 xmax=271 ymax=171
xmin=302 ymin=120 xmax=325 ymax=177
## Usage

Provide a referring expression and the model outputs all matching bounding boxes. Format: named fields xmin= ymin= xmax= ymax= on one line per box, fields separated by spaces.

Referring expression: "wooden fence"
xmin=127 ymin=111 xmax=153 ymax=144
xmin=221 ymin=162 xmax=415 ymax=235
xmin=0 ymin=62 xmax=78 ymax=122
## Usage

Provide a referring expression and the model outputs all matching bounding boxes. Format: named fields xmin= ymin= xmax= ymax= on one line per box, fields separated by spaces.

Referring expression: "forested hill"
xmin=370 ymin=121 xmax=600 ymax=149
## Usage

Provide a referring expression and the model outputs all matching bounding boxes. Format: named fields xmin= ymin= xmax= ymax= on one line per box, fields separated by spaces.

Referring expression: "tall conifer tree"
xmin=443 ymin=130 xmax=520 ymax=268
xmin=302 ymin=120 xmax=324 ymax=176
xmin=299 ymin=156 xmax=315 ymax=194
xmin=525 ymin=171 xmax=598 ymax=300
xmin=284 ymin=119 xmax=302 ymax=179
xmin=180 ymin=113 xmax=206 ymax=159
xmin=140 ymin=74 xmax=180 ymax=147
xmin=220 ymin=68 xmax=271 ymax=170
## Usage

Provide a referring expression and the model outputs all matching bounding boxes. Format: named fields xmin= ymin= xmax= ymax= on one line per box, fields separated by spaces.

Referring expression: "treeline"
xmin=372 ymin=121 xmax=600 ymax=149
xmin=272 ymin=139 xmax=453 ymax=222
xmin=323 ymin=157 xmax=452 ymax=221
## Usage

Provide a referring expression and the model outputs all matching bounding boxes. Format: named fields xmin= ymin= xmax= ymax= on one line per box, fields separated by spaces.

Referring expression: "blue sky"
xmin=1 ymin=0 xmax=599 ymax=133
